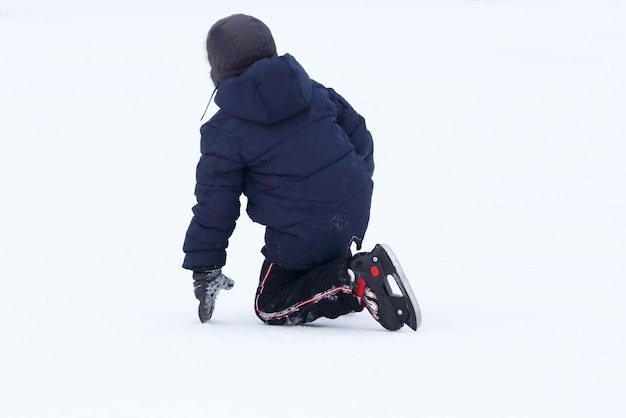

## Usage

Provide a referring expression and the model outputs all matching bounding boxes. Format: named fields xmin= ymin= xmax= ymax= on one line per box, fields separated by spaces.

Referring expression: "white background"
xmin=1 ymin=1 xmax=625 ymax=417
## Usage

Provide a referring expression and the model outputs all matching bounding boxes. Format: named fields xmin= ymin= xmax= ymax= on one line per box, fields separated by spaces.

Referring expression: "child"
xmin=183 ymin=14 xmax=420 ymax=331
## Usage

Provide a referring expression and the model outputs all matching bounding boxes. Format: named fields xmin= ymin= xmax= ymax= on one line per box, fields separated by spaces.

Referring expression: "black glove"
xmin=193 ymin=269 xmax=235 ymax=323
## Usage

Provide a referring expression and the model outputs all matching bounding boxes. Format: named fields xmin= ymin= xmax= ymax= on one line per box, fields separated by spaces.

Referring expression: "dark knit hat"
xmin=206 ymin=14 xmax=277 ymax=85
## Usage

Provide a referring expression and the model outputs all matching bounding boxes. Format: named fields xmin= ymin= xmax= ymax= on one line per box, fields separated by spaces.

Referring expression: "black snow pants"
xmin=254 ymin=257 xmax=362 ymax=326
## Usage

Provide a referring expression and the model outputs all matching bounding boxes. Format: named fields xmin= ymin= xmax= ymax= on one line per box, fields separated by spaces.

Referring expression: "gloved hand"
xmin=193 ymin=269 xmax=235 ymax=323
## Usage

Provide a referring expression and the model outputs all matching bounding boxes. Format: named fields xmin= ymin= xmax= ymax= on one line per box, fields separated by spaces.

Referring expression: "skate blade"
xmin=379 ymin=244 xmax=422 ymax=331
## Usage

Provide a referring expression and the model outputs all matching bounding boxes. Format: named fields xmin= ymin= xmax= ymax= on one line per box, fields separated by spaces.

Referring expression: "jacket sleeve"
xmin=182 ymin=125 xmax=244 ymax=270
xmin=328 ymin=88 xmax=374 ymax=176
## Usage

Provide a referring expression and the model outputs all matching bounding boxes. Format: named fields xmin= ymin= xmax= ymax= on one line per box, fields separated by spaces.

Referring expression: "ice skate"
xmin=348 ymin=244 xmax=421 ymax=331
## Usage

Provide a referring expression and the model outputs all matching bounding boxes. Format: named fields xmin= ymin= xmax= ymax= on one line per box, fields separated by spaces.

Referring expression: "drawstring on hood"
xmin=199 ymin=86 xmax=219 ymax=122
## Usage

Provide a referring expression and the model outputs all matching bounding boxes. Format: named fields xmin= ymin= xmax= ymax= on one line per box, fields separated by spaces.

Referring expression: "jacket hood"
xmin=214 ymin=54 xmax=313 ymax=124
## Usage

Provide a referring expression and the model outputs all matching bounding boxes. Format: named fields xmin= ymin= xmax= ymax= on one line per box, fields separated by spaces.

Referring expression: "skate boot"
xmin=348 ymin=244 xmax=421 ymax=331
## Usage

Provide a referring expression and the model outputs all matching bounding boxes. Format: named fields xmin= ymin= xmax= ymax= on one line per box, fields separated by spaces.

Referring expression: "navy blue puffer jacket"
xmin=183 ymin=54 xmax=374 ymax=271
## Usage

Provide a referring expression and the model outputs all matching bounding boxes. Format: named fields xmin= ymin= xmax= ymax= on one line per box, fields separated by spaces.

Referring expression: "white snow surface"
xmin=1 ymin=0 xmax=625 ymax=417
